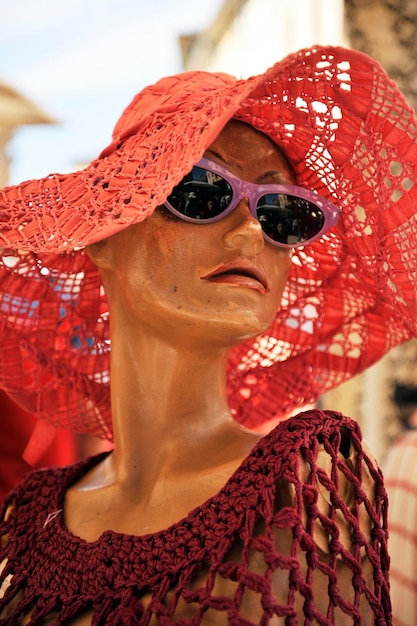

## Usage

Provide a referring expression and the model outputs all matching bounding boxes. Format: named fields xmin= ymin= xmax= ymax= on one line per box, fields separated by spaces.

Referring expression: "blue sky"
xmin=0 ymin=0 xmax=224 ymax=183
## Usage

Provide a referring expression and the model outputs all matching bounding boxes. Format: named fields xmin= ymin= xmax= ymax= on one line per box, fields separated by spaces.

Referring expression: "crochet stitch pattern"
xmin=0 ymin=47 xmax=416 ymax=444
xmin=0 ymin=411 xmax=390 ymax=625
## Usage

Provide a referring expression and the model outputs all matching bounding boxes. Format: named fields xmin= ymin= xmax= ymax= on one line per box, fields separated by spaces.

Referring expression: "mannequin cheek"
xmin=270 ymin=251 xmax=292 ymax=297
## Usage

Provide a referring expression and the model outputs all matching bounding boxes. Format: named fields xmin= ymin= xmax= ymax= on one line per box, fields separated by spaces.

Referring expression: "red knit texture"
xmin=0 ymin=46 xmax=416 ymax=444
xmin=0 ymin=410 xmax=391 ymax=625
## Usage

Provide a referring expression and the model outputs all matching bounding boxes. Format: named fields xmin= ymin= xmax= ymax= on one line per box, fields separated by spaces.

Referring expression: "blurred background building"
xmin=0 ymin=0 xmax=416 ymax=480
xmin=181 ymin=0 xmax=345 ymax=74
xmin=0 ymin=81 xmax=53 ymax=185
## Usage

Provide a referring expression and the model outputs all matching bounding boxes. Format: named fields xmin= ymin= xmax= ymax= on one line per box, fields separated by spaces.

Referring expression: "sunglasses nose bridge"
xmin=222 ymin=180 xmax=265 ymax=255
xmin=235 ymin=179 xmax=258 ymax=217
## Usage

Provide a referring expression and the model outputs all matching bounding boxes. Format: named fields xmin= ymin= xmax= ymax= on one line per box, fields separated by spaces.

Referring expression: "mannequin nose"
xmin=221 ymin=200 xmax=264 ymax=256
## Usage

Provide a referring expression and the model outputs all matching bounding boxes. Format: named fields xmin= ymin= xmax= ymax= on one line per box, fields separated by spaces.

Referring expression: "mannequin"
xmin=24 ymin=121 xmax=375 ymax=625
xmin=65 ymin=121 xmax=294 ymax=541
xmin=1 ymin=44 xmax=407 ymax=624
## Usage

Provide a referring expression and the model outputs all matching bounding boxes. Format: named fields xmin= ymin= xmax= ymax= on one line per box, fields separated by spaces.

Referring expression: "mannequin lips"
xmin=201 ymin=258 xmax=270 ymax=293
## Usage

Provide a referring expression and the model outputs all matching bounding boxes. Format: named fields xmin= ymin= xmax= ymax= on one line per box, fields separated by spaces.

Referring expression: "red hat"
xmin=0 ymin=45 xmax=416 ymax=455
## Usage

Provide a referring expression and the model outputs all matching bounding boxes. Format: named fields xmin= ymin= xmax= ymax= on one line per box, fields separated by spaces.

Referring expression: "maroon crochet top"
xmin=0 ymin=410 xmax=391 ymax=625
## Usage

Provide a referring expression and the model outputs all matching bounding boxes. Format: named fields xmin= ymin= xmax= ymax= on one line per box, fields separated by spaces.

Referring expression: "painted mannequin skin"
xmin=1 ymin=121 xmax=375 ymax=625
xmin=60 ymin=121 xmax=375 ymax=625
xmin=64 ymin=120 xmax=294 ymax=541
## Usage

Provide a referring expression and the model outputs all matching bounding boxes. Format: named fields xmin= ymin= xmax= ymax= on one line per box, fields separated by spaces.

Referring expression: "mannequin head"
xmin=87 ymin=121 xmax=294 ymax=352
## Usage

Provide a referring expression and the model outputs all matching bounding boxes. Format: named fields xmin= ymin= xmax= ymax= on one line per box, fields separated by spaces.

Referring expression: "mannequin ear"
xmin=85 ymin=239 xmax=114 ymax=270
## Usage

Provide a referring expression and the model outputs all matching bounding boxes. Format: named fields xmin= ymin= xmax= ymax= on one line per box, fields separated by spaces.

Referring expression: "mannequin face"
xmin=91 ymin=121 xmax=294 ymax=351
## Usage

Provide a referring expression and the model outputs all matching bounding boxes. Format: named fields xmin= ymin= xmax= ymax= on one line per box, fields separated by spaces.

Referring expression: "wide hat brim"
xmin=0 ymin=45 xmax=416 ymax=448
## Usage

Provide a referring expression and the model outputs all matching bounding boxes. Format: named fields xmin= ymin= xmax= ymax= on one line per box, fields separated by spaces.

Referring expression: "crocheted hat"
xmin=0 ymin=45 xmax=416 ymax=453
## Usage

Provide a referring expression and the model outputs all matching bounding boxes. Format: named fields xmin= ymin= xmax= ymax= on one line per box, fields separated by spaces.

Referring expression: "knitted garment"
xmin=0 ymin=410 xmax=391 ymax=625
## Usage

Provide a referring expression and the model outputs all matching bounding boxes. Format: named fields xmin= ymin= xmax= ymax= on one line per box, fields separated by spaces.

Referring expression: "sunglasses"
xmin=164 ymin=158 xmax=339 ymax=248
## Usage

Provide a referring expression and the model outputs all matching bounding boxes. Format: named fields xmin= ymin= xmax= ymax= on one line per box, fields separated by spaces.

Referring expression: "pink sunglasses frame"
xmin=164 ymin=158 xmax=340 ymax=248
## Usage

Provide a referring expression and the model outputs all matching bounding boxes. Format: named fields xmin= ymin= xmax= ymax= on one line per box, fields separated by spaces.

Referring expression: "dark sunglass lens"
xmin=257 ymin=194 xmax=325 ymax=245
xmin=166 ymin=165 xmax=233 ymax=220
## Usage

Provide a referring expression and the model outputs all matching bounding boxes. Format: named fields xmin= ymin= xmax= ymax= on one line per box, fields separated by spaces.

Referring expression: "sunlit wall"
xmin=184 ymin=0 xmax=346 ymax=76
